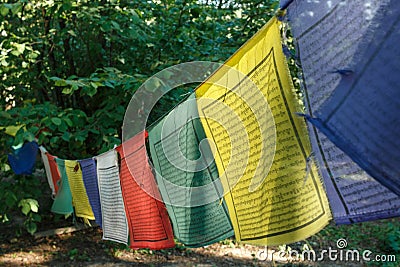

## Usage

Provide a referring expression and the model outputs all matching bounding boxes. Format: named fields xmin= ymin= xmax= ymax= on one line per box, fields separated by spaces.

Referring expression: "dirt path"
xmin=1 ymin=227 xmax=301 ymax=267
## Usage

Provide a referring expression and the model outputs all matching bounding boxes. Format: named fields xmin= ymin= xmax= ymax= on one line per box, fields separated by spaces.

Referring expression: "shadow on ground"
xmin=0 ymin=227 xmax=306 ymax=267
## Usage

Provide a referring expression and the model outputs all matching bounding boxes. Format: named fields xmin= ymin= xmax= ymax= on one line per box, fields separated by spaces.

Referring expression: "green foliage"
xmin=0 ymin=0 xmax=277 ymax=154
xmin=0 ymin=173 xmax=42 ymax=235
xmin=18 ymin=198 xmax=41 ymax=235
xmin=309 ymin=220 xmax=400 ymax=266
xmin=66 ymin=247 xmax=92 ymax=261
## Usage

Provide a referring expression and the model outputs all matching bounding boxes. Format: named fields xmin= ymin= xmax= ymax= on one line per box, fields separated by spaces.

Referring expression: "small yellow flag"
xmin=65 ymin=160 xmax=95 ymax=221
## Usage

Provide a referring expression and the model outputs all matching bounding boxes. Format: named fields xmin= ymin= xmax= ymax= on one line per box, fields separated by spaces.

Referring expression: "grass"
xmin=280 ymin=218 xmax=400 ymax=266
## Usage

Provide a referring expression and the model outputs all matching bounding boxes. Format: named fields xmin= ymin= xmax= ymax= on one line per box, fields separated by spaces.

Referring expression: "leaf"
xmin=1 ymin=214 xmax=9 ymax=223
xmin=22 ymin=131 xmax=35 ymax=142
xmin=19 ymin=201 xmax=31 ymax=215
xmin=110 ymin=21 xmax=121 ymax=31
xmin=55 ymin=80 xmax=67 ymax=86
xmin=1 ymin=59 xmax=8 ymax=66
xmin=62 ymin=87 xmax=74 ymax=94
xmin=61 ymin=131 xmax=70 ymax=141
xmin=67 ymin=30 xmax=77 ymax=37
xmin=32 ymin=213 xmax=41 ymax=222
xmin=117 ymin=57 xmax=125 ymax=64
xmin=14 ymin=43 xmax=25 ymax=54
xmin=64 ymin=118 xmax=74 ymax=127
xmin=75 ymin=134 xmax=87 ymax=142
xmin=51 ymin=117 xmax=62 ymax=126
xmin=90 ymin=82 xmax=98 ymax=89
xmin=83 ymin=86 xmax=97 ymax=97
xmin=29 ymin=126 xmax=39 ymax=135
xmin=11 ymin=2 xmax=22 ymax=15
xmin=28 ymin=199 xmax=39 ymax=213
xmin=0 ymin=111 xmax=12 ymax=119
xmin=26 ymin=221 xmax=37 ymax=235
xmin=39 ymin=130 xmax=52 ymax=136
xmin=5 ymin=192 xmax=17 ymax=208
xmin=58 ymin=121 xmax=67 ymax=132
xmin=89 ymin=128 xmax=99 ymax=134
xmin=0 ymin=5 xmax=9 ymax=16
xmin=50 ymin=136 xmax=59 ymax=144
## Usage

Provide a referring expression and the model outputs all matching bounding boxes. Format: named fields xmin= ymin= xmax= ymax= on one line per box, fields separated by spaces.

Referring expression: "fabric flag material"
xmin=195 ymin=17 xmax=331 ymax=245
xmin=286 ymin=0 xmax=400 ymax=222
xmin=96 ymin=150 xmax=129 ymax=245
xmin=51 ymin=158 xmax=74 ymax=215
xmin=79 ymin=158 xmax=102 ymax=228
xmin=64 ymin=160 xmax=95 ymax=221
xmin=8 ymin=141 xmax=38 ymax=175
xmin=46 ymin=153 xmax=61 ymax=195
xmin=310 ymin=0 xmax=400 ymax=196
xmin=39 ymin=146 xmax=57 ymax=197
xmin=148 ymin=94 xmax=235 ymax=247
xmin=116 ymin=132 xmax=175 ymax=250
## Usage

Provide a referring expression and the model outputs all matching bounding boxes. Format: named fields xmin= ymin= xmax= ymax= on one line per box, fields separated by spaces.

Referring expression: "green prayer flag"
xmin=51 ymin=158 xmax=74 ymax=215
xmin=148 ymin=94 xmax=233 ymax=247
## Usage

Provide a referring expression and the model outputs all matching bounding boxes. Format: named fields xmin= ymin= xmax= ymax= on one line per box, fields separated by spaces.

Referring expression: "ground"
xmin=0 ymin=225 xmax=299 ymax=267
xmin=2 ymin=215 xmax=400 ymax=267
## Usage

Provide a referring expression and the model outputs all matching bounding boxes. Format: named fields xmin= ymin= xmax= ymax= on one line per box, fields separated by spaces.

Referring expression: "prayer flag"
xmin=148 ymin=95 xmax=234 ymax=247
xmin=286 ymin=0 xmax=400 ymax=222
xmin=51 ymin=158 xmax=73 ymax=215
xmin=116 ymin=131 xmax=175 ymax=250
xmin=96 ymin=150 xmax=129 ymax=245
xmin=39 ymin=146 xmax=57 ymax=197
xmin=195 ymin=17 xmax=331 ymax=245
xmin=79 ymin=158 xmax=103 ymax=228
xmin=65 ymin=160 xmax=95 ymax=221
xmin=8 ymin=141 xmax=38 ymax=175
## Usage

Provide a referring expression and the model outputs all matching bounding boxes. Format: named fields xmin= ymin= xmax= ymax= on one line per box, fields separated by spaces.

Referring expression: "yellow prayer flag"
xmin=65 ymin=160 xmax=95 ymax=221
xmin=196 ymin=17 xmax=331 ymax=245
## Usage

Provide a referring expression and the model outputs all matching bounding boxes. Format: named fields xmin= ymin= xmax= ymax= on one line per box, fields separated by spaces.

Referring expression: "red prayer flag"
xmin=47 ymin=153 xmax=61 ymax=194
xmin=116 ymin=131 xmax=175 ymax=250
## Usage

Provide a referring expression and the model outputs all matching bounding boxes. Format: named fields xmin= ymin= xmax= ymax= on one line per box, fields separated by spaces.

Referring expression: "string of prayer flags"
xmin=28 ymin=4 xmax=400 ymax=248
xmin=116 ymin=131 xmax=175 ymax=250
xmin=148 ymin=95 xmax=234 ymax=247
xmin=96 ymin=150 xmax=129 ymax=245
xmin=79 ymin=158 xmax=103 ymax=228
xmin=8 ymin=141 xmax=38 ymax=175
xmin=195 ymin=17 xmax=331 ymax=245
xmin=51 ymin=158 xmax=74 ymax=215
xmin=65 ymin=160 xmax=95 ymax=221
xmin=285 ymin=0 xmax=400 ymax=222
